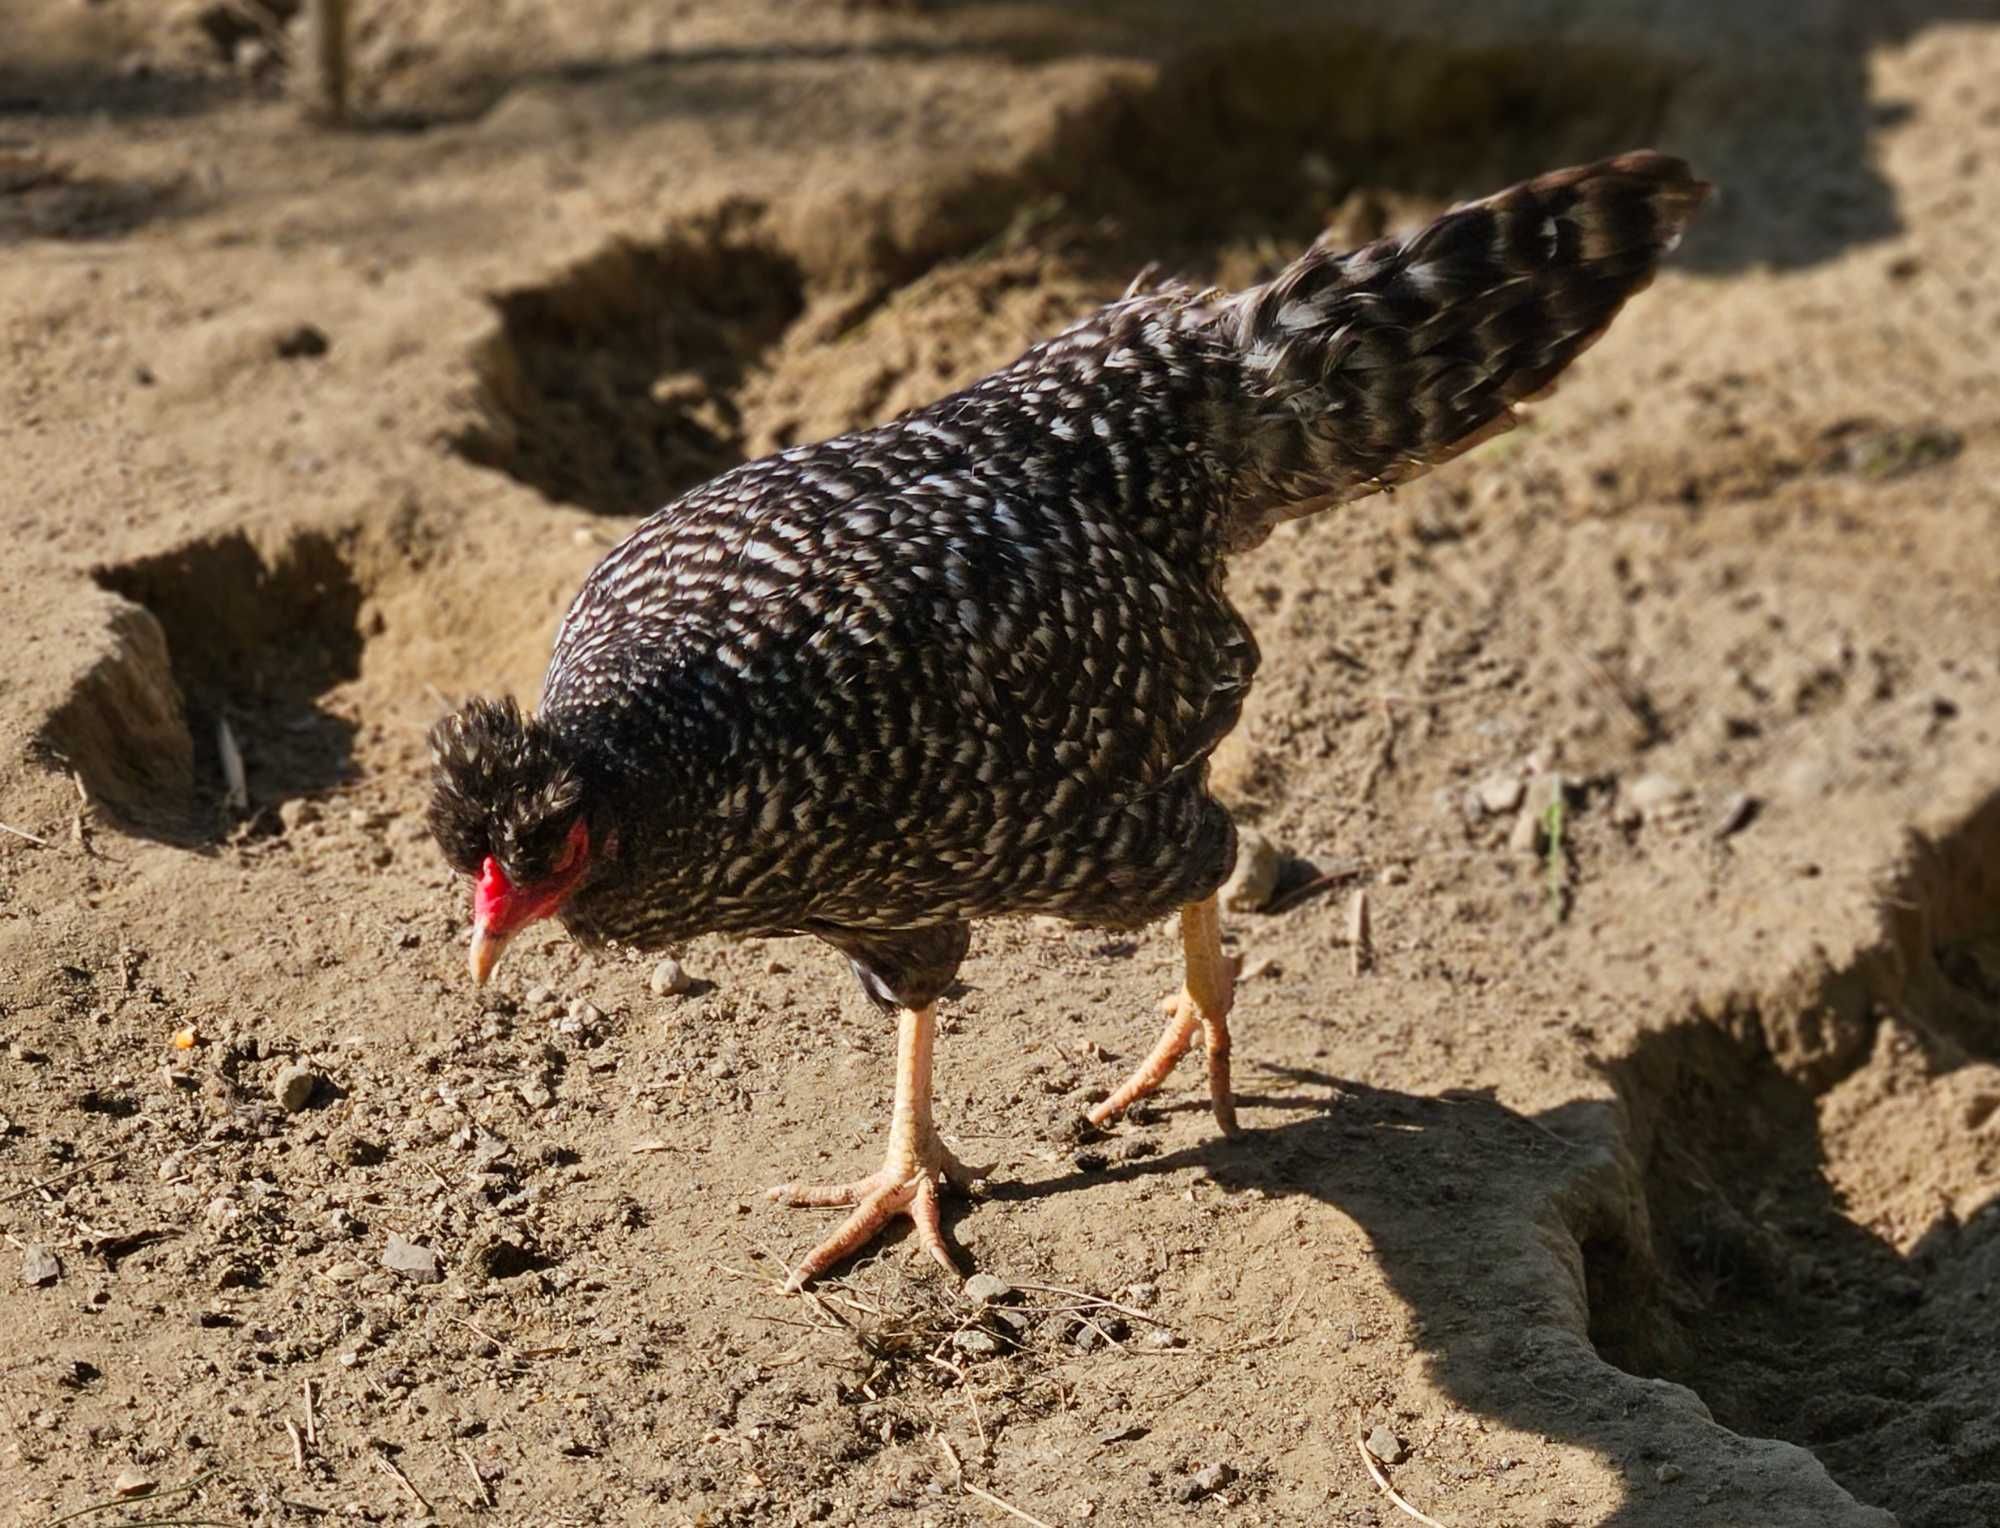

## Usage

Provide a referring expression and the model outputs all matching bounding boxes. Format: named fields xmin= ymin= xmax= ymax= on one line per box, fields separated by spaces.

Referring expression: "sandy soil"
xmin=4 ymin=2 xmax=1998 ymax=1525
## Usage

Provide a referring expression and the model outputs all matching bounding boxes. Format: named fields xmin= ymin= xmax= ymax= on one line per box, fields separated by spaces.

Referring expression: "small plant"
xmin=1542 ymin=793 xmax=1570 ymax=922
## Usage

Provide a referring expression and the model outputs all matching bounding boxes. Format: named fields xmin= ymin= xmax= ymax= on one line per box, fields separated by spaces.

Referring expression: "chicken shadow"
xmin=984 ymin=1008 xmax=1999 ymax=1525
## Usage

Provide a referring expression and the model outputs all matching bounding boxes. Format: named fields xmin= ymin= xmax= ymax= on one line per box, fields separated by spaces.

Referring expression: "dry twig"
xmin=1354 ymin=1413 xmax=1448 ymax=1528
xmin=937 ymin=1437 xmax=1057 ymax=1528
xmin=0 ymin=1149 xmax=127 ymax=1208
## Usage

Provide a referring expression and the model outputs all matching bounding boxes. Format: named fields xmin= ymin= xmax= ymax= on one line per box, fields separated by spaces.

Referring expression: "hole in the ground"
xmin=448 ymin=26 xmax=1678 ymax=517
xmin=76 ymin=530 xmax=366 ymax=841
xmin=449 ymin=200 xmax=806 ymax=516
xmin=1590 ymin=791 xmax=2000 ymax=1528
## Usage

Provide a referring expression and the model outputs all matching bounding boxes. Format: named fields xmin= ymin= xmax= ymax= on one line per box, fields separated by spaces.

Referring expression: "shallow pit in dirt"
xmin=72 ymin=528 xmax=369 ymax=840
xmin=1588 ymin=792 xmax=2000 ymax=1528
xmin=447 ymin=21 xmax=1683 ymax=518
xmin=450 ymin=201 xmax=807 ymax=517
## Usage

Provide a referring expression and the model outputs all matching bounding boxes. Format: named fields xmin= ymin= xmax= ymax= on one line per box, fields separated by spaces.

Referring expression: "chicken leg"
xmin=1088 ymin=894 xmax=1239 ymax=1134
xmin=769 ymin=1001 xmax=980 ymax=1290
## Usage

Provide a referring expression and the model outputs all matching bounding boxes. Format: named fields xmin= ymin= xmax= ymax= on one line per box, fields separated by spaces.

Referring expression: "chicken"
xmin=428 ymin=152 xmax=1709 ymax=1289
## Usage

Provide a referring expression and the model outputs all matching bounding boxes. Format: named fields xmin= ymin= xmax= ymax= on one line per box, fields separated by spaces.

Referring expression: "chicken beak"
xmin=467 ymin=920 xmax=510 ymax=986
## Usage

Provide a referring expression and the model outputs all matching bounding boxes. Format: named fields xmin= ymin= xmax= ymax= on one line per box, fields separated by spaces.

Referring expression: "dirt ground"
xmin=4 ymin=2 xmax=1999 ymax=1525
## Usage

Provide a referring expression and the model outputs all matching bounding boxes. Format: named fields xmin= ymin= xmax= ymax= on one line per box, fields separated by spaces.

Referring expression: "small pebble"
xmin=952 ymin=1328 xmax=1001 ymax=1357
xmin=1626 ymin=773 xmax=1685 ymax=815
xmin=990 ymin=1308 xmax=1031 ymax=1339
xmin=112 ymin=1470 xmax=156 ymax=1498
xmin=523 ymin=984 xmax=557 ymax=1008
xmin=1221 ymin=829 xmax=1283 ymax=912
xmin=1141 ymin=1326 xmax=1182 ymax=1350
xmin=1655 ymin=1463 xmax=1684 ymax=1485
xmin=1123 ymin=1281 xmax=1159 ymax=1308
xmin=1476 ymin=773 xmax=1525 ymax=815
xmin=649 ymin=957 xmax=693 ymax=997
xmin=566 ymin=998 xmax=603 ymax=1027
xmin=274 ymin=1063 xmax=319 ymax=1113
xmin=1365 ymin=1424 xmax=1406 ymax=1465
xmin=962 ymin=1272 xmax=1015 ymax=1305
xmin=381 ymin=1234 xmax=442 ymax=1283
xmin=1191 ymin=1463 xmax=1235 ymax=1493
xmin=1714 ymin=792 xmax=1760 ymax=839
xmin=22 ymin=1245 xmax=61 ymax=1287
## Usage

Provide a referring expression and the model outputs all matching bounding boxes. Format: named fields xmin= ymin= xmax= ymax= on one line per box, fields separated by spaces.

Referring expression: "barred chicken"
xmin=428 ymin=152 xmax=1709 ymax=1289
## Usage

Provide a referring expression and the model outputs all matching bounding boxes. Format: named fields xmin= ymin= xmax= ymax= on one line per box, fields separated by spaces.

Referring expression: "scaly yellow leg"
xmin=1088 ymin=894 xmax=1239 ymax=1134
xmin=768 ymin=1002 xmax=980 ymax=1290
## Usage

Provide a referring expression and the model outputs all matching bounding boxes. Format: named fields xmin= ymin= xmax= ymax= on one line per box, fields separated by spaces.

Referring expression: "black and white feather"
xmin=429 ymin=152 xmax=1708 ymax=1010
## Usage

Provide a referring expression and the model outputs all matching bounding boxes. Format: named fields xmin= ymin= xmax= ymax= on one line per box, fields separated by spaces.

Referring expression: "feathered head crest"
xmin=426 ymin=697 xmax=587 ymax=883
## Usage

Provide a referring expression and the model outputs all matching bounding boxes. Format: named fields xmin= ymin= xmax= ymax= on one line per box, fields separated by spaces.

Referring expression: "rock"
xmin=952 ymin=1328 xmax=1001 ymax=1357
xmin=1140 ymin=1326 xmax=1183 ymax=1349
xmin=1122 ymin=1281 xmax=1159 ymax=1308
xmin=273 ymin=1063 xmax=319 ymax=1113
xmin=523 ymin=983 xmax=557 ymax=1008
xmin=274 ymin=324 xmax=330 ymax=360
xmin=566 ymin=998 xmax=603 ymax=1027
xmin=113 ymin=1470 xmax=156 ymax=1498
xmin=1221 ymin=829 xmax=1282 ymax=912
xmin=1626 ymin=773 xmax=1683 ymax=814
xmin=649 ymin=956 xmax=693 ymax=997
xmin=1511 ymin=773 xmax=1566 ymax=854
xmin=962 ymin=1271 xmax=1015 ymax=1305
xmin=381 ymin=1235 xmax=442 ymax=1283
xmin=1191 ymin=1463 xmax=1236 ymax=1494
xmin=1655 ymin=1463 xmax=1684 ymax=1485
xmin=990 ymin=1308 xmax=1031 ymax=1339
xmin=278 ymin=797 xmax=320 ymax=833
xmin=22 ymin=1245 xmax=61 ymax=1286
xmin=1714 ymin=792 xmax=1760 ymax=839
xmin=1365 ymin=1424 xmax=1406 ymax=1465
xmin=1476 ymin=773 xmax=1526 ymax=815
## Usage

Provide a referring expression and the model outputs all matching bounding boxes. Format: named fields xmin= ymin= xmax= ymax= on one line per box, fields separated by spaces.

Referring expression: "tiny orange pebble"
xmin=171 ymin=1027 xmax=198 ymax=1050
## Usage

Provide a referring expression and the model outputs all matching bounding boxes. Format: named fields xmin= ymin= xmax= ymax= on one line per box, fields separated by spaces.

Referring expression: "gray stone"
xmin=22 ymin=1245 xmax=60 ymax=1286
xmin=952 ymin=1328 xmax=1001 ymax=1357
xmin=649 ymin=956 xmax=693 ymax=997
xmin=1191 ymin=1463 xmax=1236 ymax=1493
xmin=962 ymin=1271 xmax=1014 ymax=1305
xmin=1221 ymin=828 xmax=1282 ymax=912
xmin=1365 ymin=1424 xmax=1406 ymax=1465
xmin=1476 ymin=773 xmax=1526 ymax=815
xmin=273 ymin=1063 xmax=319 ymax=1113
xmin=381 ymin=1234 xmax=441 ymax=1283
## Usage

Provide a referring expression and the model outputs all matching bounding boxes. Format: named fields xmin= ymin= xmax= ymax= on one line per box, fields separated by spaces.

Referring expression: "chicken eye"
xmin=550 ymin=824 xmax=584 ymax=875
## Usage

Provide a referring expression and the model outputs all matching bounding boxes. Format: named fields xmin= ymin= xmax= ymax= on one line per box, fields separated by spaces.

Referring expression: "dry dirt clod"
xmin=274 ymin=1063 xmax=320 ymax=1113
xmin=22 ymin=1244 xmax=61 ymax=1286
xmin=1222 ymin=828 xmax=1283 ymax=912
